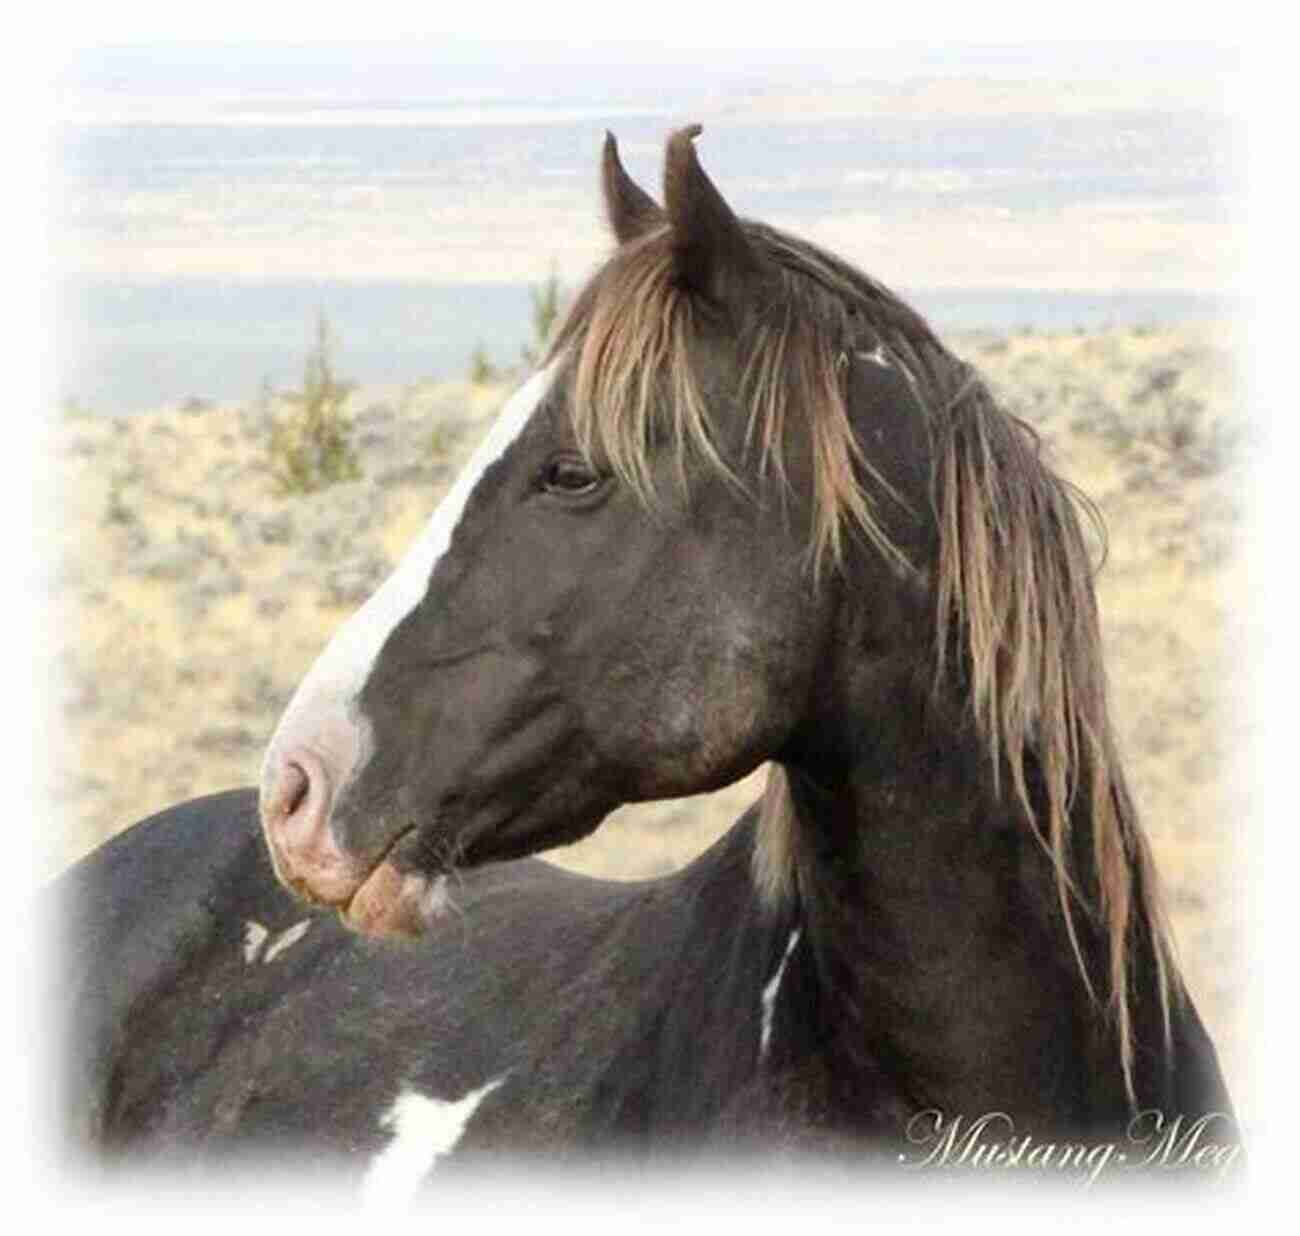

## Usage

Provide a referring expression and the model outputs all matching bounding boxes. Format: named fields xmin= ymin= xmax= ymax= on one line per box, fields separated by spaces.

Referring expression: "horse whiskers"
xmin=418 ymin=830 xmax=470 ymax=899
xmin=439 ymin=878 xmax=464 ymax=922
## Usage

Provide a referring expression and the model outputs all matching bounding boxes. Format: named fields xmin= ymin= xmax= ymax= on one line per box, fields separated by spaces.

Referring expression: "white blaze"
xmin=262 ymin=364 xmax=557 ymax=784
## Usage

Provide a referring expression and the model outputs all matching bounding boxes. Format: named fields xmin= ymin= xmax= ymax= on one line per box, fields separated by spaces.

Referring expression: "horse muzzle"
xmin=260 ymin=742 xmax=365 ymax=905
xmin=261 ymin=736 xmax=450 ymax=938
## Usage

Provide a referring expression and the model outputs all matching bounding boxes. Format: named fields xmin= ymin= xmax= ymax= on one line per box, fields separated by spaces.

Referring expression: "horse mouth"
xmin=277 ymin=822 xmax=454 ymax=940
xmin=339 ymin=859 xmax=453 ymax=939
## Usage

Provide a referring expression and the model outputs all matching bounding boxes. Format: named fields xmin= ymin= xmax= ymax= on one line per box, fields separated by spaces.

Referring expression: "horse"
xmin=57 ymin=126 xmax=1237 ymax=1193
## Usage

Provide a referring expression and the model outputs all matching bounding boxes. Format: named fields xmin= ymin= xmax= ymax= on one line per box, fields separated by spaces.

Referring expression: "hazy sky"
xmin=42 ymin=2 xmax=1244 ymax=52
xmin=59 ymin=37 xmax=1240 ymax=98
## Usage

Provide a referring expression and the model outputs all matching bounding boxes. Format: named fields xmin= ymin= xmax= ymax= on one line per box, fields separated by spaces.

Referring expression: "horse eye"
xmin=541 ymin=456 xmax=601 ymax=496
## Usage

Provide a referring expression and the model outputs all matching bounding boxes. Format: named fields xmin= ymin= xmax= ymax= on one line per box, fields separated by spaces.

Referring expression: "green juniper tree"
xmin=521 ymin=265 xmax=563 ymax=369
xmin=468 ymin=265 xmax=566 ymax=383
xmin=268 ymin=313 xmax=363 ymax=496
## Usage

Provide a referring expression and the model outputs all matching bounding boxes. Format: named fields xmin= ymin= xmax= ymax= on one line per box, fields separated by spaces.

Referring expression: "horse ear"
xmin=602 ymin=131 xmax=663 ymax=244
xmin=662 ymin=124 xmax=761 ymax=301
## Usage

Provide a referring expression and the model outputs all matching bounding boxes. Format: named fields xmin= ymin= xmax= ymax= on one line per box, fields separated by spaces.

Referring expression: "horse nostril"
xmin=283 ymin=761 xmax=310 ymax=819
xmin=266 ymin=756 xmax=313 ymax=823
xmin=259 ymin=718 xmax=368 ymax=906
xmin=260 ymin=747 xmax=359 ymax=904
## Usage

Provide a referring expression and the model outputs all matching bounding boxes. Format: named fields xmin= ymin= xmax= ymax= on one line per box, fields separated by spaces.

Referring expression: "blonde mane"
xmin=550 ymin=225 xmax=915 ymax=580
xmin=547 ymin=221 xmax=1175 ymax=1103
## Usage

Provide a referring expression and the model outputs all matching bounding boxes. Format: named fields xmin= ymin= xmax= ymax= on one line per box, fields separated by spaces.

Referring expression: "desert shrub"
xmin=103 ymin=474 xmax=134 ymax=526
xmin=267 ymin=314 xmax=362 ymax=496
xmin=428 ymin=420 xmax=458 ymax=457
xmin=521 ymin=265 xmax=563 ymax=368
xmin=1131 ymin=366 xmax=1237 ymax=475
xmin=467 ymin=265 xmax=566 ymax=383
xmin=468 ymin=345 xmax=498 ymax=385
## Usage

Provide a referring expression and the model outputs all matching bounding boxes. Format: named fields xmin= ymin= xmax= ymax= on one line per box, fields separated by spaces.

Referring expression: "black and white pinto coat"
xmin=62 ymin=787 xmax=834 ymax=1195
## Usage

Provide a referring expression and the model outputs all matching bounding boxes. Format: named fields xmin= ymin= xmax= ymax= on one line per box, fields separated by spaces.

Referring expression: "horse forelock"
xmin=547 ymin=222 xmax=917 ymax=581
xmin=550 ymin=219 xmax=1174 ymax=1108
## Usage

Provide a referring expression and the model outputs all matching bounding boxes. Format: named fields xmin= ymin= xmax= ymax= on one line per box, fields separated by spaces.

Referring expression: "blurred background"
xmin=39 ymin=36 xmax=1253 ymax=1129
xmin=54 ymin=40 xmax=1241 ymax=413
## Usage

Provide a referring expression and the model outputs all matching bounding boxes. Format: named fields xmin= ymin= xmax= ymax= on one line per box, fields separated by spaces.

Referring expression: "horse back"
xmin=54 ymin=788 xmax=725 ymax=1171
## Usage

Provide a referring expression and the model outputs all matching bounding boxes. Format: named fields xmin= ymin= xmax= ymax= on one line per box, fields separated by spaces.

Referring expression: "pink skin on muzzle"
xmin=260 ymin=719 xmax=443 ymax=938
xmin=260 ymin=743 xmax=361 ymax=906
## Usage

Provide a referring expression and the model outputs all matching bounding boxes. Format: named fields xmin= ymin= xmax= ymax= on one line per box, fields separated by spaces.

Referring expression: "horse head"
xmin=258 ymin=127 xmax=936 ymax=937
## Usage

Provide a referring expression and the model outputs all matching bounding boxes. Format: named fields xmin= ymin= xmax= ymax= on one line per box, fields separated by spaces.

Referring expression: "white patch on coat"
xmin=361 ymin=1075 xmax=507 ymax=1208
xmin=262 ymin=919 xmax=312 ymax=963
xmin=421 ymin=874 xmax=452 ymax=922
xmin=261 ymin=362 xmax=559 ymax=786
xmin=759 ymin=929 xmax=801 ymax=1061
xmin=242 ymin=920 xmax=269 ymax=964
xmin=856 ymin=343 xmax=892 ymax=369
xmin=857 ymin=343 xmax=924 ymax=398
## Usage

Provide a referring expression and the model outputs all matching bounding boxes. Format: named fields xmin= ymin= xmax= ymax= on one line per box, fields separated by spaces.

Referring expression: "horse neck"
xmin=779 ymin=687 xmax=1135 ymax=1137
